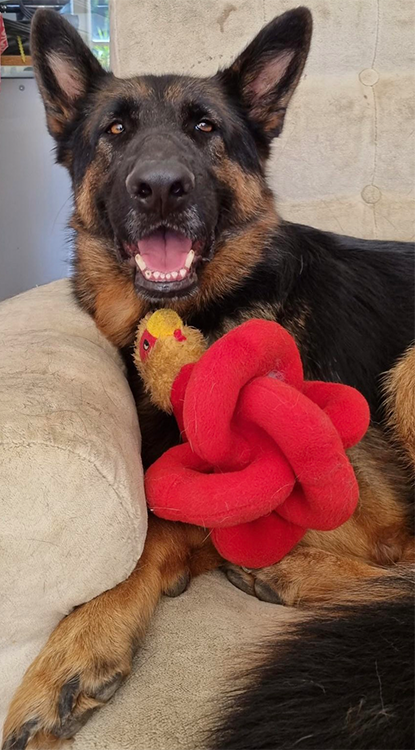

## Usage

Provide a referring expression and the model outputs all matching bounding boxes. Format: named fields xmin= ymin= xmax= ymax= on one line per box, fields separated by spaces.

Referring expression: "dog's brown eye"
xmin=108 ymin=121 xmax=125 ymax=135
xmin=195 ymin=120 xmax=214 ymax=133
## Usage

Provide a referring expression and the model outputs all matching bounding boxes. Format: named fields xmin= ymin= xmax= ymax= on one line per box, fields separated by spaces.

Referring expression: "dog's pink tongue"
xmin=137 ymin=229 xmax=192 ymax=272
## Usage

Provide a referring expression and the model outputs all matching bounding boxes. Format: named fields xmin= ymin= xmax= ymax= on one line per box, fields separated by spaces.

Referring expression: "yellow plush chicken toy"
xmin=134 ymin=309 xmax=206 ymax=412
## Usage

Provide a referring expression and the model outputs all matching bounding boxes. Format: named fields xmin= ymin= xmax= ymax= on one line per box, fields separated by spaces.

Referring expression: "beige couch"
xmin=1 ymin=1 xmax=413 ymax=748
xmin=0 ymin=281 xmax=147 ymax=734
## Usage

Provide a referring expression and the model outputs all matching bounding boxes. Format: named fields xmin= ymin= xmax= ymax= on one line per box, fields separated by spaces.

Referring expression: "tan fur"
xmin=212 ymin=156 xmax=274 ymax=220
xmin=304 ymin=428 xmax=413 ymax=563
xmin=72 ymin=228 xmax=147 ymax=347
xmin=94 ymin=283 xmax=144 ymax=348
xmin=164 ymin=82 xmax=185 ymax=103
xmin=383 ymin=345 xmax=415 ymax=468
xmin=75 ymin=149 xmax=111 ymax=231
xmin=234 ymin=549 xmax=389 ymax=607
xmin=187 ymin=210 xmax=279 ymax=313
xmin=227 ymin=549 xmax=412 ymax=608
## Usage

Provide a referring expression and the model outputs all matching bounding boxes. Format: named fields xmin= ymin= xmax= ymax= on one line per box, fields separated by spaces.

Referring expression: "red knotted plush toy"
xmin=134 ymin=310 xmax=370 ymax=568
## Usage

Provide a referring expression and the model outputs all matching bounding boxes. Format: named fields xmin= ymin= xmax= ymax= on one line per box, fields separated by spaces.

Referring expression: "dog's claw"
xmin=224 ymin=565 xmax=256 ymax=596
xmin=2 ymin=719 xmax=38 ymax=750
xmin=224 ymin=564 xmax=288 ymax=605
xmin=253 ymin=578 xmax=285 ymax=604
xmin=56 ymin=708 xmax=98 ymax=739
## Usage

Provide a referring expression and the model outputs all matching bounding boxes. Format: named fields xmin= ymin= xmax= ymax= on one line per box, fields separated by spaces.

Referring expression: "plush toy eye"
xmin=108 ymin=121 xmax=125 ymax=135
xmin=139 ymin=330 xmax=157 ymax=362
xmin=195 ymin=119 xmax=214 ymax=133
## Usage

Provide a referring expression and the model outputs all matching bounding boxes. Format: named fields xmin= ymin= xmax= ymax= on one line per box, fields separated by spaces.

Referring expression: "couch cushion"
xmin=0 ymin=280 xmax=147 ymax=728
xmin=73 ymin=571 xmax=296 ymax=750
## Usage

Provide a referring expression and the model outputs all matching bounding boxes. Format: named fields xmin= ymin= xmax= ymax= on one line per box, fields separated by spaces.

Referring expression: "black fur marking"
xmin=188 ymin=222 xmax=415 ymax=421
xmin=210 ymin=577 xmax=415 ymax=750
xmin=58 ymin=676 xmax=80 ymax=722
xmin=1 ymin=720 xmax=38 ymax=750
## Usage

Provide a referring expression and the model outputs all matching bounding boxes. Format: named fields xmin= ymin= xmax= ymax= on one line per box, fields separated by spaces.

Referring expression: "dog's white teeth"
xmin=135 ymin=254 xmax=147 ymax=272
xmin=136 ymin=248 xmax=196 ymax=284
xmin=184 ymin=249 xmax=195 ymax=269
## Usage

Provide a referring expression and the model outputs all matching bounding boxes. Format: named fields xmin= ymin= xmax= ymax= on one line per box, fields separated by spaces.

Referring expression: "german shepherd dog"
xmin=3 ymin=7 xmax=414 ymax=750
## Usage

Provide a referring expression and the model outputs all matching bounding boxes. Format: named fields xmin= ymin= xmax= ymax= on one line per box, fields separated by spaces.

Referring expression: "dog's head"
xmin=31 ymin=8 xmax=311 ymax=342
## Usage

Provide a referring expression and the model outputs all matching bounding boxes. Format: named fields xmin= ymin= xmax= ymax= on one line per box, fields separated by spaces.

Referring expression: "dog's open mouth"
xmin=123 ymin=228 xmax=204 ymax=298
xmin=135 ymin=229 xmax=196 ymax=282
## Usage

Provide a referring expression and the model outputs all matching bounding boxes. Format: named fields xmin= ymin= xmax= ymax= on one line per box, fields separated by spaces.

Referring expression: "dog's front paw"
xmin=2 ymin=604 xmax=132 ymax=750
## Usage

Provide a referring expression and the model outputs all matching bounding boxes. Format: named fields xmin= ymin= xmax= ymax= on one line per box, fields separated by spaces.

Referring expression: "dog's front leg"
xmin=2 ymin=516 xmax=220 ymax=750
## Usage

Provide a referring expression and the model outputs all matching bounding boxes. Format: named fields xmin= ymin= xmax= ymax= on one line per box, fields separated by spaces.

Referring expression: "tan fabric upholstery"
xmin=0 ymin=280 xmax=147 ymax=730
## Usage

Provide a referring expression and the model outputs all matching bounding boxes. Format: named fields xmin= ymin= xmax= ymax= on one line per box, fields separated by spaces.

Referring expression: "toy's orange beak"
xmin=139 ymin=309 xmax=187 ymax=362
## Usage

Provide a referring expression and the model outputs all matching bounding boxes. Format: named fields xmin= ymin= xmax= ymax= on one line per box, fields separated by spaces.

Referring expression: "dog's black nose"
xmin=126 ymin=160 xmax=195 ymax=216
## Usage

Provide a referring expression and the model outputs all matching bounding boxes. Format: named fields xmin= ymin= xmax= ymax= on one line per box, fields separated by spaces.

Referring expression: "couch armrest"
xmin=0 ymin=279 xmax=146 ymax=725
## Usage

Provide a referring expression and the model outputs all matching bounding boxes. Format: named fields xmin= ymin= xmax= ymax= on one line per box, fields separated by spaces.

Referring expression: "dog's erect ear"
xmin=219 ymin=7 xmax=312 ymax=140
xmin=31 ymin=9 xmax=106 ymax=137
